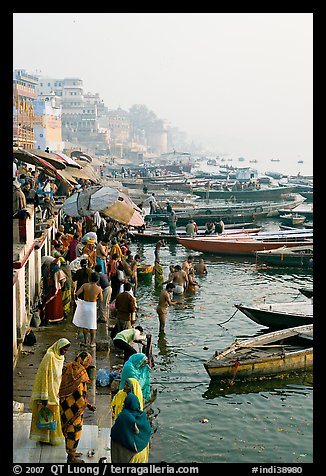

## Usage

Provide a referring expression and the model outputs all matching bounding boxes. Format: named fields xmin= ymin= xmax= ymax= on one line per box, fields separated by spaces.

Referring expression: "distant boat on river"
xmin=192 ymin=185 xmax=295 ymax=201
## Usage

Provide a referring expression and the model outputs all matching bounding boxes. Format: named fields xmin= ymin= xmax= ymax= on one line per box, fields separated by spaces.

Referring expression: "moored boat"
xmin=192 ymin=185 xmax=295 ymax=201
xmin=279 ymin=213 xmax=306 ymax=227
xmin=234 ymin=301 xmax=313 ymax=329
xmin=177 ymin=232 xmax=313 ymax=256
xmin=129 ymin=226 xmax=262 ymax=243
xmin=255 ymin=244 xmax=313 ymax=267
xmin=204 ymin=324 xmax=313 ymax=381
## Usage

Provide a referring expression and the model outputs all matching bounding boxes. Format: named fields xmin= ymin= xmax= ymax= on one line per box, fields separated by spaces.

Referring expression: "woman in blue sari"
xmin=111 ymin=393 xmax=152 ymax=463
xmin=119 ymin=353 xmax=151 ymax=401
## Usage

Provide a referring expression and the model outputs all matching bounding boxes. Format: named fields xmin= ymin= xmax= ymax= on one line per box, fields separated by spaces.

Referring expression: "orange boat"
xmin=176 ymin=235 xmax=313 ymax=256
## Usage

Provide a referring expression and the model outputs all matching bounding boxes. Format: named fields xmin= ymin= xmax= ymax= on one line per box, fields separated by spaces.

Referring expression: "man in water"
xmin=182 ymin=255 xmax=194 ymax=275
xmin=194 ymin=258 xmax=208 ymax=275
xmin=156 ymin=283 xmax=177 ymax=332
xmin=171 ymin=265 xmax=188 ymax=294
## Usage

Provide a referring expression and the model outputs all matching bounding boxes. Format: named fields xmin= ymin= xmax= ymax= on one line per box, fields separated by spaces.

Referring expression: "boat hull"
xmin=234 ymin=304 xmax=313 ymax=328
xmin=256 ymin=253 xmax=313 ymax=267
xmin=192 ymin=185 xmax=295 ymax=201
xmin=130 ymin=227 xmax=262 ymax=243
xmin=177 ymin=237 xmax=313 ymax=255
xmin=204 ymin=350 xmax=313 ymax=380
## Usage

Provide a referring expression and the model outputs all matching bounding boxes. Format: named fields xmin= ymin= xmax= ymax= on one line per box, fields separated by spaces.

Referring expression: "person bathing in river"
xmin=156 ymin=282 xmax=177 ymax=332
xmin=182 ymin=255 xmax=194 ymax=275
xmin=186 ymin=268 xmax=201 ymax=293
xmin=172 ymin=265 xmax=189 ymax=294
xmin=152 ymin=259 xmax=164 ymax=287
xmin=194 ymin=258 xmax=208 ymax=275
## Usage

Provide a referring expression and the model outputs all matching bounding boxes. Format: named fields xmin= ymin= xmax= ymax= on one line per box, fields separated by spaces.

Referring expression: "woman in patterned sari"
xmin=59 ymin=351 xmax=96 ymax=463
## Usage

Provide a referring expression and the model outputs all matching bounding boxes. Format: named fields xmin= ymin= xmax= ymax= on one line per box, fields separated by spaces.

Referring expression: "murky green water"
xmin=129 ymin=219 xmax=313 ymax=463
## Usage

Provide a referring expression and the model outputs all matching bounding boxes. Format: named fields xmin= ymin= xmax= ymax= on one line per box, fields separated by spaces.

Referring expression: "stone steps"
xmin=13 ymin=413 xmax=111 ymax=463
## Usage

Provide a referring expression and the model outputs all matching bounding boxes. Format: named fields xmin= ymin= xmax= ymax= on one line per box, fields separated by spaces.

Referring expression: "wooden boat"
xmin=191 ymin=185 xmax=295 ymax=201
xmin=234 ymin=301 xmax=313 ymax=328
xmin=255 ymin=244 xmax=313 ymax=267
xmin=279 ymin=213 xmax=306 ymax=227
xmin=146 ymin=211 xmax=255 ymax=226
xmin=176 ymin=233 xmax=313 ymax=256
xmin=204 ymin=324 xmax=313 ymax=381
xmin=129 ymin=226 xmax=262 ymax=243
xmin=279 ymin=203 xmax=313 ymax=220
xmin=145 ymin=196 xmax=303 ymax=226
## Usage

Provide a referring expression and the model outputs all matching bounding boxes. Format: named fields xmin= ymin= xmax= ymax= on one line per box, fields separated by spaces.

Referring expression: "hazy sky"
xmin=13 ymin=13 xmax=313 ymax=166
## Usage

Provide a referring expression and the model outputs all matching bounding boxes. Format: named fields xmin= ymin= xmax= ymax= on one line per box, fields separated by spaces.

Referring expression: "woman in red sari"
xmin=42 ymin=259 xmax=66 ymax=324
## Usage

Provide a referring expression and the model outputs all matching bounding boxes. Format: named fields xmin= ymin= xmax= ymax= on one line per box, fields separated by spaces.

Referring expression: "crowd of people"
xmin=29 ymin=209 xmax=156 ymax=463
xmin=16 ymin=157 xmax=211 ymax=464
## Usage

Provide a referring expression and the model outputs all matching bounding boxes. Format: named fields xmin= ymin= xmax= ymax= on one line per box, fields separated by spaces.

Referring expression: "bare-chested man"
xmin=73 ymin=272 xmax=103 ymax=348
xmin=194 ymin=258 xmax=208 ymax=275
xmin=172 ymin=264 xmax=189 ymax=294
xmin=156 ymin=283 xmax=176 ymax=332
xmin=182 ymin=255 xmax=194 ymax=275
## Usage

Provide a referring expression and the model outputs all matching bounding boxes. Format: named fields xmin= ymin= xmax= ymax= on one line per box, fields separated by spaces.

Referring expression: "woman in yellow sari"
xmin=110 ymin=377 xmax=149 ymax=463
xmin=59 ymin=351 xmax=96 ymax=463
xmin=111 ymin=377 xmax=143 ymax=421
xmin=29 ymin=338 xmax=71 ymax=446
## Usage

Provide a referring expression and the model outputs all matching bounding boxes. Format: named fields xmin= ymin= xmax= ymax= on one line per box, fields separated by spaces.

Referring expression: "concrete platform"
xmin=13 ymin=413 xmax=111 ymax=463
xmin=13 ymin=312 xmax=115 ymax=463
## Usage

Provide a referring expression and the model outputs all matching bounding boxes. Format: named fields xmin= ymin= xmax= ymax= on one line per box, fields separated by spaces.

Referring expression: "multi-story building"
xmin=33 ymin=92 xmax=63 ymax=152
xmin=13 ymin=69 xmax=38 ymax=149
xmin=146 ymin=119 xmax=168 ymax=155
xmin=107 ymin=107 xmax=131 ymax=144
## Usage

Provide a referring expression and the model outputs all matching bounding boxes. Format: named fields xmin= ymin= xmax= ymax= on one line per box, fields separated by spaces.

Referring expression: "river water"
xmin=128 ymin=218 xmax=313 ymax=464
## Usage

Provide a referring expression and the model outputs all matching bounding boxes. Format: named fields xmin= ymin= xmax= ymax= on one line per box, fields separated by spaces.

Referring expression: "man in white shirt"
xmin=146 ymin=193 xmax=158 ymax=214
xmin=112 ymin=326 xmax=147 ymax=363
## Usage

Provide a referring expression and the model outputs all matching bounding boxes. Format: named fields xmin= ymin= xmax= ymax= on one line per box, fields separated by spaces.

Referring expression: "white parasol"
xmin=61 ymin=186 xmax=144 ymax=226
